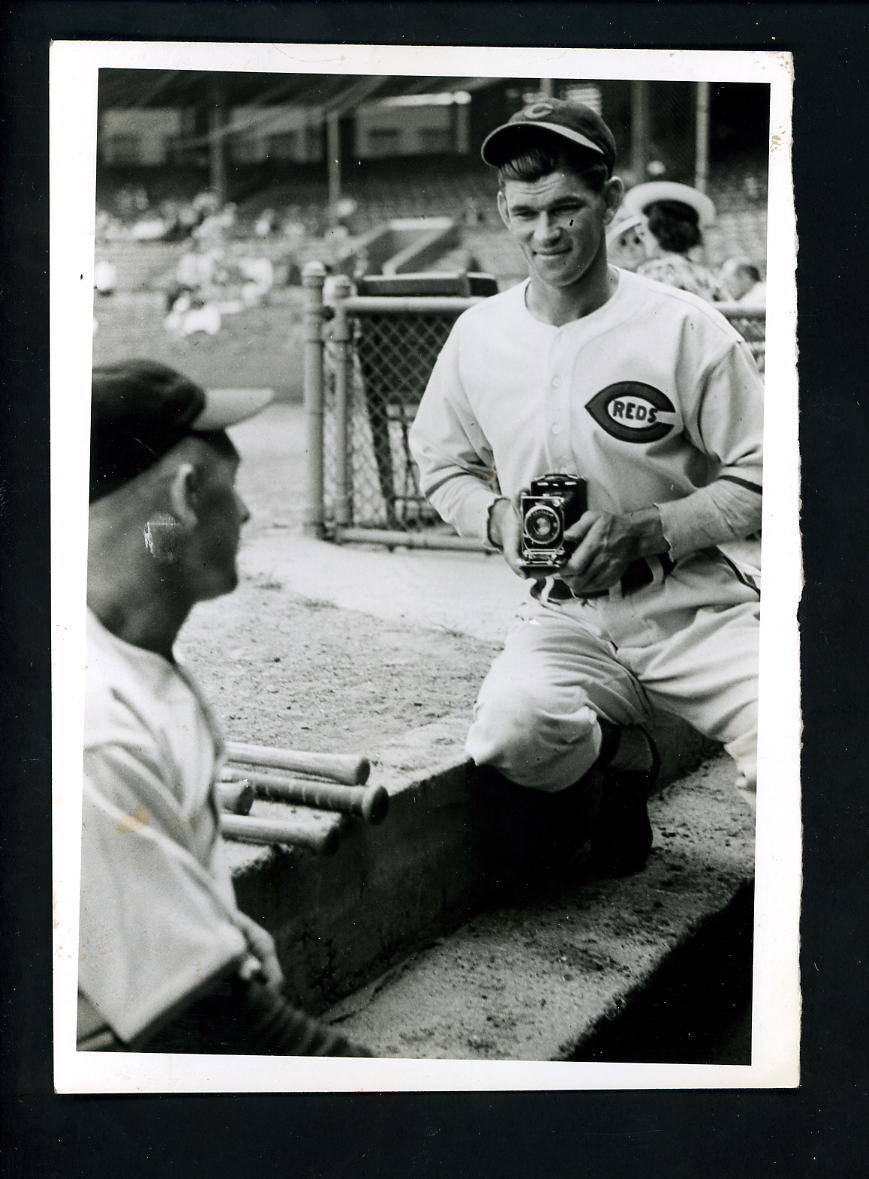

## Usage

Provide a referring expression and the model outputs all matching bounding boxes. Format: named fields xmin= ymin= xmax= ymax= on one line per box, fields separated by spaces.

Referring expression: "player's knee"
xmin=467 ymin=687 xmax=546 ymax=767
xmin=466 ymin=684 xmax=599 ymax=791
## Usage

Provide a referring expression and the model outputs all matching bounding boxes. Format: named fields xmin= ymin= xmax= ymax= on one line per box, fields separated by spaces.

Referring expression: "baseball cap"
xmin=481 ymin=98 xmax=616 ymax=173
xmin=90 ymin=359 xmax=274 ymax=502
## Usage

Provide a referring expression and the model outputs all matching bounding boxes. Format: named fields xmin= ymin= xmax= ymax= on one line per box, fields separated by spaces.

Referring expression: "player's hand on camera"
xmin=488 ymin=495 xmax=535 ymax=579
xmin=560 ymin=507 xmax=665 ymax=596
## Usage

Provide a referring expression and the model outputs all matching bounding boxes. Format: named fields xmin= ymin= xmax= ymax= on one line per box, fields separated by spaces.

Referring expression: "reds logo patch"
xmin=585 ymin=382 xmax=677 ymax=443
xmin=523 ymin=102 xmax=555 ymax=120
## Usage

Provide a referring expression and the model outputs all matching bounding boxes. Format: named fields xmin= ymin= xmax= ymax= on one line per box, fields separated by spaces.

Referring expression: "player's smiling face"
xmin=498 ymin=168 xmax=621 ymax=292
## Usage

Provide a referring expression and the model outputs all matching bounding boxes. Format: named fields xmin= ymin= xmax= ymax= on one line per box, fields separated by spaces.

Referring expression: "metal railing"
xmin=302 ymin=262 xmax=766 ymax=549
xmin=715 ymin=304 xmax=767 ymax=373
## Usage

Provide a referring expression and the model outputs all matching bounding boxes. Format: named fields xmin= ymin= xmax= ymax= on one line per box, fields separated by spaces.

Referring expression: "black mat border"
xmin=3 ymin=2 xmax=866 ymax=1174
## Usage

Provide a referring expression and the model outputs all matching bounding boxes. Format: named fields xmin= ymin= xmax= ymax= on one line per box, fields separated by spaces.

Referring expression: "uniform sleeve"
xmin=78 ymin=742 xmax=248 ymax=1046
xmin=409 ymin=324 xmax=500 ymax=542
xmin=656 ymin=338 xmax=763 ymax=561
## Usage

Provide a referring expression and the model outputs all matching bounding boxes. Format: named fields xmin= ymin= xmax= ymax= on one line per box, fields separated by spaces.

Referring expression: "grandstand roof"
xmin=98 ymin=69 xmax=497 ymax=112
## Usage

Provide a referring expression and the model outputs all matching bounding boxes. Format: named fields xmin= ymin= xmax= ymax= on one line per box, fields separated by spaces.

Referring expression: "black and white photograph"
xmin=50 ymin=41 xmax=799 ymax=1092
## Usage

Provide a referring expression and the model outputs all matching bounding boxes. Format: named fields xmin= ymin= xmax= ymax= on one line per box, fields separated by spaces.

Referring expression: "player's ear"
xmin=167 ymin=461 xmax=199 ymax=529
xmin=602 ymin=176 xmax=625 ymax=224
xmin=497 ymin=190 xmax=511 ymax=231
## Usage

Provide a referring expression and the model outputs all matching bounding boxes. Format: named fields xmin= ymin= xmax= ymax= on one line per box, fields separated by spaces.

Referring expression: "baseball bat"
xmin=226 ymin=740 xmax=370 ymax=786
xmin=216 ymin=779 xmax=254 ymax=815
xmin=220 ymin=812 xmax=342 ymax=855
xmin=221 ymin=766 xmax=389 ymax=825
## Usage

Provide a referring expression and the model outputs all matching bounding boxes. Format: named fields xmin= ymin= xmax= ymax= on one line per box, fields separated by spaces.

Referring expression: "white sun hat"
xmin=621 ymin=181 xmax=717 ymax=227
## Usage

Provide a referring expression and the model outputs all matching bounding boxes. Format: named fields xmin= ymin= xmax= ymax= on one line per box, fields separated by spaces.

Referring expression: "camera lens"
xmin=525 ymin=505 xmax=560 ymax=543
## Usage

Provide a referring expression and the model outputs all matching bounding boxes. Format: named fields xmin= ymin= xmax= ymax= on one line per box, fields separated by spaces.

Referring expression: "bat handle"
xmin=237 ymin=772 xmax=390 ymax=825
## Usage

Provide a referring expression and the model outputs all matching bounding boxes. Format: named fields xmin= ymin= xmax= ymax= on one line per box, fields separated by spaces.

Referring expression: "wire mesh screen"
xmin=322 ymin=300 xmax=767 ymax=539
xmin=323 ymin=306 xmax=468 ymax=532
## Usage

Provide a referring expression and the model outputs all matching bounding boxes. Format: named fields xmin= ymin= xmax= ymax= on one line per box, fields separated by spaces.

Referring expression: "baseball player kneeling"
xmin=410 ymin=99 xmax=762 ymax=875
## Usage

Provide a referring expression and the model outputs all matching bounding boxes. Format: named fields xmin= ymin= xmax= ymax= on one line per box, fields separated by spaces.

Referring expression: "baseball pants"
xmin=466 ymin=550 xmax=759 ymax=799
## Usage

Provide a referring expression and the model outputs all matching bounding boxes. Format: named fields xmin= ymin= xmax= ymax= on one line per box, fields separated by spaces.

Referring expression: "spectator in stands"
xmin=79 ymin=360 xmax=371 ymax=1057
xmin=282 ymin=207 xmax=307 ymax=250
xmin=164 ymin=291 xmax=222 ymax=339
xmin=159 ymin=200 xmax=193 ymax=244
xmin=94 ymin=257 xmax=117 ymax=298
xmin=605 ymin=211 xmax=648 ymax=273
xmin=333 ymin=195 xmax=358 ymax=232
xmin=176 ymin=200 xmax=205 ymax=237
xmin=195 ymin=202 xmax=237 ymax=244
xmin=280 ymin=210 xmax=307 ymax=285
xmin=721 ymin=258 xmax=766 ymax=309
xmin=192 ymin=189 xmax=220 ymax=220
xmin=95 ymin=208 xmax=125 ymax=245
xmin=238 ymin=252 xmax=275 ymax=307
xmin=255 ymin=207 xmax=278 ymax=238
xmin=168 ymin=240 xmax=210 ymax=313
xmin=131 ymin=210 xmax=170 ymax=243
xmin=623 ymin=181 xmax=726 ymax=303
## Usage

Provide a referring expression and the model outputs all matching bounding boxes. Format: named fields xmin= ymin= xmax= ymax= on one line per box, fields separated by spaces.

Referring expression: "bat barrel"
xmin=226 ymin=741 xmax=370 ymax=785
xmin=220 ymin=813 xmax=342 ymax=855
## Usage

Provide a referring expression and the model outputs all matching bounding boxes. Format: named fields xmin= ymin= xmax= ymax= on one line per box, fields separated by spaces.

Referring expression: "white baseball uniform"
xmin=409 ymin=268 xmax=762 ymax=795
xmin=79 ymin=609 xmax=251 ymax=1045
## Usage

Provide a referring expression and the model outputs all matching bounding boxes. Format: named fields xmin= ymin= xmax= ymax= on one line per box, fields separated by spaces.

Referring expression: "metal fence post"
xmin=330 ymin=275 xmax=354 ymax=529
xmin=302 ymin=261 xmax=327 ymax=537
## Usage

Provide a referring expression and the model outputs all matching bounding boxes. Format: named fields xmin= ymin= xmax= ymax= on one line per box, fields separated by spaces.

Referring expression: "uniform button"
xmin=551 ymin=423 xmax=561 ymax=435
xmin=551 ymin=376 xmax=561 ymax=388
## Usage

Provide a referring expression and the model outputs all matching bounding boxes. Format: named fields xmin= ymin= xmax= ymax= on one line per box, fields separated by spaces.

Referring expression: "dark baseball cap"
xmin=90 ymin=359 xmax=273 ymax=502
xmin=481 ymin=98 xmax=616 ymax=174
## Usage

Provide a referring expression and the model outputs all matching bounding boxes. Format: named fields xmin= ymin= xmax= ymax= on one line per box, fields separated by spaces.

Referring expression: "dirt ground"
xmin=182 ymin=584 xmax=498 ymax=757
xmin=173 ymin=405 xmax=501 ymax=758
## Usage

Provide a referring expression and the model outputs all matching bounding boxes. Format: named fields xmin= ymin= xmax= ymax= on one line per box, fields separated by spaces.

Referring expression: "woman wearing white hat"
xmin=623 ymin=181 xmax=725 ymax=303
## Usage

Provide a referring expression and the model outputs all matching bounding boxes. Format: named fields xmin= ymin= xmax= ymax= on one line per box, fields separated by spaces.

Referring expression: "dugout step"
xmin=321 ymin=754 xmax=755 ymax=1061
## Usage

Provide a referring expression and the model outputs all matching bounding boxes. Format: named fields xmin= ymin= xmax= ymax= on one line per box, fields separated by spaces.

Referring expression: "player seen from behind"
xmin=78 ymin=360 xmax=370 ymax=1056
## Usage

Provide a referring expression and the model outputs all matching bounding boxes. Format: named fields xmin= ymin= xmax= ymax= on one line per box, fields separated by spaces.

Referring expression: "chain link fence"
xmin=324 ymin=303 xmax=471 ymax=536
xmin=302 ymin=266 xmax=766 ymax=548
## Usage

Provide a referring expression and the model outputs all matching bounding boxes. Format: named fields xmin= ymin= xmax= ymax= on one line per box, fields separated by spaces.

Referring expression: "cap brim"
xmin=622 ymin=181 xmax=716 ymax=227
xmin=193 ymin=386 xmax=275 ymax=431
xmin=481 ymin=121 xmax=606 ymax=167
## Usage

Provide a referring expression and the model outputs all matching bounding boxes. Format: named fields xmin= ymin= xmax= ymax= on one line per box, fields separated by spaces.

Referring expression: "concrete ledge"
xmin=323 ymin=755 xmax=755 ymax=1060
xmin=228 ymin=711 xmax=720 ymax=1015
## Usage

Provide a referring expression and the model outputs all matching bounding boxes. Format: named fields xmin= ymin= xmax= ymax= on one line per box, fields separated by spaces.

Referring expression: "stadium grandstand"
xmin=94 ymin=70 xmax=769 ymax=296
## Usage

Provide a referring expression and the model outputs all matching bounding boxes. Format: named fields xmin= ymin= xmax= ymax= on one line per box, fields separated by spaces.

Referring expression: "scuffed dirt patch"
xmin=180 ymin=573 xmax=499 ymax=756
